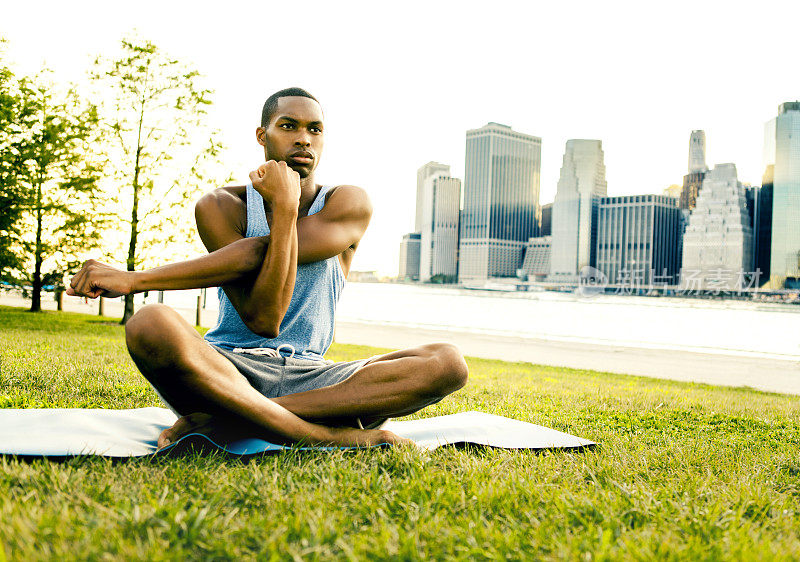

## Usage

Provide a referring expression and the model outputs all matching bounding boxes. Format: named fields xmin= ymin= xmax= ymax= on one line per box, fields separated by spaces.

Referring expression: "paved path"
xmin=4 ymin=294 xmax=799 ymax=395
xmin=333 ymin=322 xmax=800 ymax=396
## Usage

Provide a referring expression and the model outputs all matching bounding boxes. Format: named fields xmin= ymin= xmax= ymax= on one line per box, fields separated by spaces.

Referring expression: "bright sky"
xmin=4 ymin=1 xmax=799 ymax=276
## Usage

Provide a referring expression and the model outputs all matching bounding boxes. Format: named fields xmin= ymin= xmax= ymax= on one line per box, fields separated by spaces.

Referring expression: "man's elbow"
xmin=242 ymin=311 xmax=281 ymax=339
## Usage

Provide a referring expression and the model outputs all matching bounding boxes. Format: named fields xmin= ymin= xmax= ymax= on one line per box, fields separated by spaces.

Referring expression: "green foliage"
xmin=1 ymin=305 xmax=800 ymax=559
xmin=1 ymin=64 xmax=106 ymax=311
xmin=91 ymin=35 xmax=233 ymax=323
xmin=428 ymin=273 xmax=457 ymax=284
xmin=0 ymin=39 xmax=27 ymax=281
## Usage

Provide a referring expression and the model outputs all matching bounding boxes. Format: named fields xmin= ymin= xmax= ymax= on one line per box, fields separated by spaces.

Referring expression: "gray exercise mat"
xmin=0 ymin=408 xmax=595 ymax=457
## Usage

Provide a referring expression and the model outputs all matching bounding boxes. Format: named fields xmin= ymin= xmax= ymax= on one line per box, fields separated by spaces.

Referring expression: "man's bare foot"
xmin=157 ymin=412 xmax=216 ymax=450
xmin=157 ymin=413 xmax=417 ymax=451
xmin=324 ymin=426 xmax=417 ymax=448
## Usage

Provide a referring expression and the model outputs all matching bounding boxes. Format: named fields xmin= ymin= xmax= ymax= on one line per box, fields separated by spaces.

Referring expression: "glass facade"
xmin=415 ymin=162 xmax=450 ymax=233
xmin=596 ymin=195 xmax=681 ymax=287
xmin=769 ymin=103 xmax=800 ymax=288
xmin=398 ymin=233 xmax=421 ymax=280
xmin=548 ymin=140 xmax=608 ymax=281
xmin=420 ymin=176 xmax=461 ymax=281
xmin=459 ymin=123 xmax=541 ymax=281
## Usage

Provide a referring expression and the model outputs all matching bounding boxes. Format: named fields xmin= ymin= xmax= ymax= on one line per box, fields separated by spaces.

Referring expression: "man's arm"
xmin=194 ymin=183 xmax=371 ymax=263
xmin=68 ymin=183 xmax=371 ymax=296
xmin=218 ymin=161 xmax=299 ymax=338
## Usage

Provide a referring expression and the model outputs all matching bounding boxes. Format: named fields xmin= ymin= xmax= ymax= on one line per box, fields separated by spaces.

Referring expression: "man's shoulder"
xmin=195 ymin=185 xmax=248 ymax=235
xmin=324 ymin=185 xmax=372 ymax=216
xmin=196 ymin=185 xmax=247 ymax=214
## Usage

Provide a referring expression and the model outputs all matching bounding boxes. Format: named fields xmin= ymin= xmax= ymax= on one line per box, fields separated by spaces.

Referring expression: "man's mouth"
xmin=289 ymin=151 xmax=314 ymax=165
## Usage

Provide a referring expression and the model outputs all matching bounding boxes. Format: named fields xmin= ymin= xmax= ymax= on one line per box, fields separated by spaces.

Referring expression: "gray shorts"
xmin=211 ymin=346 xmax=370 ymax=398
xmin=210 ymin=346 xmax=387 ymax=429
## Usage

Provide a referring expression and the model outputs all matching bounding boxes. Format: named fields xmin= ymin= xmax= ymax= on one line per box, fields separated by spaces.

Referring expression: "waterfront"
xmin=13 ymin=282 xmax=798 ymax=361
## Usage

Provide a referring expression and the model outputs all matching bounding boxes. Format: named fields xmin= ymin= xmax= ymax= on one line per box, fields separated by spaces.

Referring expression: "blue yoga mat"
xmin=0 ymin=408 xmax=595 ymax=457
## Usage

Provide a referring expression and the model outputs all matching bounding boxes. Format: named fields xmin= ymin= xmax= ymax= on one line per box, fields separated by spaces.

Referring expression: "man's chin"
xmin=288 ymin=163 xmax=313 ymax=178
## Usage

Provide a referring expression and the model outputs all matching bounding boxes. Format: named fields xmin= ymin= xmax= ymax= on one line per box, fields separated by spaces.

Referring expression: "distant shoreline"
xmin=3 ymin=295 xmax=799 ymax=395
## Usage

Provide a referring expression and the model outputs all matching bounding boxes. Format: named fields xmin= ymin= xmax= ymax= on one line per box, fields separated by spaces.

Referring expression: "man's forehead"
xmin=272 ymin=96 xmax=323 ymax=123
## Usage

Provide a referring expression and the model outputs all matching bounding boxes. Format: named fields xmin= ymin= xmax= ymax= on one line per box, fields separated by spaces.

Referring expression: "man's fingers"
xmin=69 ymin=271 xmax=86 ymax=295
xmin=72 ymin=267 xmax=91 ymax=296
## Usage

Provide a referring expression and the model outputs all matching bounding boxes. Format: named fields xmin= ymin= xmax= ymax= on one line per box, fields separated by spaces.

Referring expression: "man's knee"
xmin=125 ymin=304 xmax=184 ymax=366
xmin=419 ymin=343 xmax=469 ymax=397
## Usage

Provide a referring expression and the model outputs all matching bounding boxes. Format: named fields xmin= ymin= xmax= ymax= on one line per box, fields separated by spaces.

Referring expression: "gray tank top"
xmin=204 ymin=181 xmax=346 ymax=360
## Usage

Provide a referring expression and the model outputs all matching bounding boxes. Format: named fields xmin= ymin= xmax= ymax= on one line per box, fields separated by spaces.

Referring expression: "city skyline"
xmin=403 ymin=109 xmax=796 ymax=289
xmin=4 ymin=1 xmax=799 ymax=276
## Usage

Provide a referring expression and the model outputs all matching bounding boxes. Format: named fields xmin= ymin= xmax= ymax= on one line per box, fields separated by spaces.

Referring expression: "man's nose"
xmin=294 ymin=131 xmax=311 ymax=146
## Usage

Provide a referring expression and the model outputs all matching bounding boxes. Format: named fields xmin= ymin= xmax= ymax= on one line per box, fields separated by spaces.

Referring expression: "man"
xmin=67 ymin=87 xmax=468 ymax=449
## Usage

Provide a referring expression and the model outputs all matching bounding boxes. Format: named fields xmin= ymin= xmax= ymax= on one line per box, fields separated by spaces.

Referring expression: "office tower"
xmin=677 ymin=208 xmax=691 ymax=271
xmin=767 ymin=103 xmax=800 ymax=289
xmin=540 ymin=203 xmax=553 ymax=236
xmin=754 ymin=166 xmax=773 ymax=284
xmin=398 ymin=233 xmax=421 ymax=280
xmin=419 ymin=175 xmax=461 ymax=282
xmin=680 ymin=164 xmax=754 ymax=291
xmin=548 ymin=139 xmax=607 ymax=282
xmin=595 ymin=195 xmax=682 ymax=287
xmin=680 ymin=130 xmax=709 ymax=211
xmin=415 ymin=162 xmax=450 ymax=233
xmin=520 ymin=236 xmax=552 ymax=281
xmin=688 ymin=130 xmax=708 ymax=173
xmin=458 ymin=123 xmax=541 ymax=282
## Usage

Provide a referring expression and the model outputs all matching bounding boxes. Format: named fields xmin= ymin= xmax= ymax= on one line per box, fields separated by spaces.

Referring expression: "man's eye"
xmin=310 ymin=127 xmax=322 ymax=133
xmin=280 ymin=123 xmax=294 ymax=129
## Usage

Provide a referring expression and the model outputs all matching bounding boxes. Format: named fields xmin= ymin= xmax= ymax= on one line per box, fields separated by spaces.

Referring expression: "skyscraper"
xmin=680 ymin=164 xmax=754 ymax=291
xmin=415 ymin=162 xmax=450 ymax=233
xmin=680 ymin=130 xmax=709 ymax=211
xmin=540 ymin=203 xmax=553 ymax=236
xmin=595 ymin=195 xmax=682 ymax=288
xmin=398 ymin=233 xmax=421 ymax=280
xmin=754 ymin=166 xmax=773 ymax=284
xmin=548 ymin=139 xmax=607 ymax=282
xmin=767 ymin=102 xmax=800 ymax=289
xmin=458 ymin=123 xmax=541 ymax=282
xmin=419 ymin=175 xmax=461 ymax=282
xmin=688 ymin=130 xmax=708 ymax=173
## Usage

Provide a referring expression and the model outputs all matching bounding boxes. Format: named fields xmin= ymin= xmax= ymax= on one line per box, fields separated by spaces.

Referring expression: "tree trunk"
xmin=120 ymin=102 xmax=147 ymax=325
xmin=29 ymin=170 xmax=43 ymax=313
xmin=121 ymin=203 xmax=138 ymax=323
xmin=120 ymin=150 xmax=142 ymax=325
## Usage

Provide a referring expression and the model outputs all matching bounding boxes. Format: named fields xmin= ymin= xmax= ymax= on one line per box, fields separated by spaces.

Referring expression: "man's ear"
xmin=256 ymin=126 xmax=266 ymax=146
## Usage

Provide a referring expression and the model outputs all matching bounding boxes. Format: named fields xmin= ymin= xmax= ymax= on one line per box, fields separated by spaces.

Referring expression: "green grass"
xmin=1 ymin=304 xmax=799 ymax=560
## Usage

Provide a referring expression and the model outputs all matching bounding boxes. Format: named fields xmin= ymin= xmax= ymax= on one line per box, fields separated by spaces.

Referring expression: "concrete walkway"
xmin=334 ymin=322 xmax=800 ymax=396
xmin=3 ymin=293 xmax=799 ymax=396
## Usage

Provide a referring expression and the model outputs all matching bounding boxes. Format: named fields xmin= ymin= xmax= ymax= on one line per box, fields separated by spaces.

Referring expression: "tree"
xmin=0 ymin=38 xmax=27 ymax=282
xmin=92 ymin=36 xmax=230 ymax=324
xmin=12 ymin=72 xmax=106 ymax=312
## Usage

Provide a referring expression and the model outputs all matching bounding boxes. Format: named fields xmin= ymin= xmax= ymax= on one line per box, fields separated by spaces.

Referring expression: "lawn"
xmin=1 ymin=304 xmax=799 ymax=560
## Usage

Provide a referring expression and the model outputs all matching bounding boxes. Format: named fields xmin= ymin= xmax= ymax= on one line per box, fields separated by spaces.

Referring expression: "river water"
xmin=142 ymin=283 xmax=800 ymax=360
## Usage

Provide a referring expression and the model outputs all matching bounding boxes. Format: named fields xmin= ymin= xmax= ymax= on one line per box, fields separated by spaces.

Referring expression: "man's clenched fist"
xmin=66 ymin=259 xmax=135 ymax=299
xmin=249 ymin=160 xmax=301 ymax=210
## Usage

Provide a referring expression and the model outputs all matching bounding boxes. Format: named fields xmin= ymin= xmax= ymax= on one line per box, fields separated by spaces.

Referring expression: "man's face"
xmin=257 ymin=96 xmax=324 ymax=179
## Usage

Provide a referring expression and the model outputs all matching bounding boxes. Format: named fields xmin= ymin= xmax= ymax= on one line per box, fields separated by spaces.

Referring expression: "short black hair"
xmin=261 ymin=87 xmax=320 ymax=127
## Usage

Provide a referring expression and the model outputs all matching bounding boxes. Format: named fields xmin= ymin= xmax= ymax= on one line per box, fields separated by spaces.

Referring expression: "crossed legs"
xmin=125 ymin=304 xmax=469 ymax=448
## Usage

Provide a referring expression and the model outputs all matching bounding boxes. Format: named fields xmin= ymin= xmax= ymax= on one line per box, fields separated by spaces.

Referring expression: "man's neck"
xmin=298 ymin=174 xmax=320 ymax=216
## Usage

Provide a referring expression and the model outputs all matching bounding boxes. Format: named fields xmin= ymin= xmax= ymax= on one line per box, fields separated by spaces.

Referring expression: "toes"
xmin=157 ymin=427 xmax=176 ymax=449
xmin=157 ymin=413 xmax=213 ymax=449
